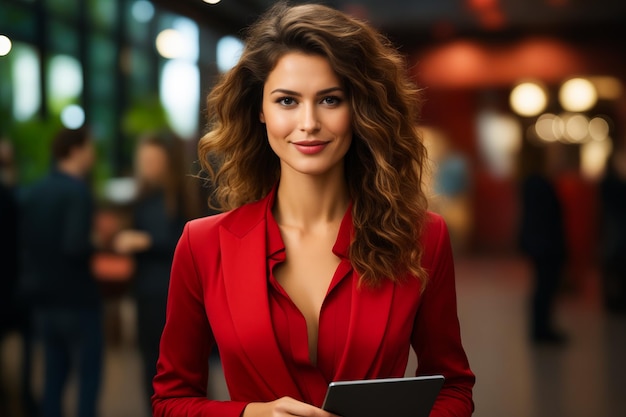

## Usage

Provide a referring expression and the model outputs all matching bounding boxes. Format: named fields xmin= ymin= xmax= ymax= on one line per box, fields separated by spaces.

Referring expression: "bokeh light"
xmin=562 ymin=113 xmax=589 ymax=143
xmin=60 ymin=104 xmax=86 ymax=129
xmin=509 ymin=82 xmax=548 ymax=117
xmin=131 ymin=0 xmax=154 ymax=22
xmin=588 ymin=116 xmax=610 ymax=141
xmin=581 ymin=137 xmax=612 ymax=180
xmin=559 ymin=77 xmax=597 ymax=112
xmin=534 ymin=113 xmax=563 ymax=142
xmin=0 ymin=35 xmax=12 ymax=56
xmin=156 ymin=29 xmax=185 ymax=59
xmin=216 ymin=35 xmax=244 ymax=73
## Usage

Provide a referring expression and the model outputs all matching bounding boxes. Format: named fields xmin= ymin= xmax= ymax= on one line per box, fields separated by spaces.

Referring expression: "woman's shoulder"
xmin=419 ymin=211 xmax=452 ymax=270
xmin=184 ymin=197 xmax=268 ymax=239
xmin=422 ymin=211 xmax=448 ymax=238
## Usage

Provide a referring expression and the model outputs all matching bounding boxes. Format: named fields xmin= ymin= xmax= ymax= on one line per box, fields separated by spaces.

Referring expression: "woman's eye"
xmin=321 ymin=96 xmax=342 ymax=105
xmin=278 ymin=97 xmax=296 ymax=106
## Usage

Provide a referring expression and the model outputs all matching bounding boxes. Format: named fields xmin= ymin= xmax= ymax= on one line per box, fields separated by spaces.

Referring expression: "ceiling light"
xmin=510 ymin=81 xmax=548 ymax=117
xmin=203 ymin=0 xmax=222 ymax=4
xmin=0 ymin=35 xmax=12 ymax=56
xmin=156 ymin=29 xmax=185 ymax=59
xmin=559 ymin=77 xmax=597 ymax=112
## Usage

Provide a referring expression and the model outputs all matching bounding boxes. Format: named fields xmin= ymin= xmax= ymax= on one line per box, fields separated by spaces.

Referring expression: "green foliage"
xmin=122 ymin=95 xmax=170 ymax=140
xmin=7 ymin=117 xmax=63 ymax=186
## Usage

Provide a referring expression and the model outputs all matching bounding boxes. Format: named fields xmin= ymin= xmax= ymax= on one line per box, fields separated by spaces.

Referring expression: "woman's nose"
xmin=299 ymin=104 xmax=321 ymax=133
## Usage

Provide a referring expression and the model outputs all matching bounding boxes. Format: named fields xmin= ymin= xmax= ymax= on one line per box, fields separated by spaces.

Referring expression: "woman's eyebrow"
xmin=270 ymin=87 xmax=344 ymax=96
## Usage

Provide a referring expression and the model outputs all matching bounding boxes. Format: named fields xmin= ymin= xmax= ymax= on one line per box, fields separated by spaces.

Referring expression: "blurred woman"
xmin=113 ymin=133 xmax=202 ymax=410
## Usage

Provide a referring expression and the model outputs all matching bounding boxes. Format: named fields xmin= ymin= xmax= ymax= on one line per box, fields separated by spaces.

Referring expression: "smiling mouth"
xmin=292 ymin=140 xmax=330 ymax=155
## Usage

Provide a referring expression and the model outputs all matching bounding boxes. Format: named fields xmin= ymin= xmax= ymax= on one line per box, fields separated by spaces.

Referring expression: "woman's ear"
xmin=260 ymin=111 xmax=266 ymax=124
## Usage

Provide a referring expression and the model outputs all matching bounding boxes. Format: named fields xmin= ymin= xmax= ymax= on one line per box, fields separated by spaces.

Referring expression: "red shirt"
xmin=152 ymin=188 xmax=475 ymax=416
xmin=267 ymin=201 xmax=354 ymax=405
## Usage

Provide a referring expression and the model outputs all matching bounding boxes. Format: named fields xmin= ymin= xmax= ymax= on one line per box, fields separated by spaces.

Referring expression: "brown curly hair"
xmin=199 ymin=1 xmax=430 ymax=287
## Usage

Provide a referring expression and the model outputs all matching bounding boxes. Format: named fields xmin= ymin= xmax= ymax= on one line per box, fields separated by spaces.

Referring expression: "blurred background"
xmin=1 ymin=0 xmax=625 ymax=416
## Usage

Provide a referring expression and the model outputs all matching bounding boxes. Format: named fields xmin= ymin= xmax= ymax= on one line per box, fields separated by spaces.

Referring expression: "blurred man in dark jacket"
xmin=599 ymin=145 xmax=626 ymax=314
xmin=519 ymin=143 xmax=568 ymax=345
xmin=18 ymin=126 xmax=103 ymax=417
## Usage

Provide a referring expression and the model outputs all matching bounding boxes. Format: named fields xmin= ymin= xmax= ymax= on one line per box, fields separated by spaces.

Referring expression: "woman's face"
xmin=261 ymin=52 xmax=352 ymax=178
xmin=136 ymin=142 xmax=169 ymax=185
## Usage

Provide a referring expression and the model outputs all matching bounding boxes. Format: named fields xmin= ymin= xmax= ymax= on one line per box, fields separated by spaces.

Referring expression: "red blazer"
xmin=152 ymin=191 xmax=475 ymax=416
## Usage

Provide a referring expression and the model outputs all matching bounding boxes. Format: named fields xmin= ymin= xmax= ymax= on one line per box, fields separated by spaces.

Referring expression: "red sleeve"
xmin=412 ymin=214 xmax=475 ymax=417
xmin=151 ymin=222 xmax=248 ymax=417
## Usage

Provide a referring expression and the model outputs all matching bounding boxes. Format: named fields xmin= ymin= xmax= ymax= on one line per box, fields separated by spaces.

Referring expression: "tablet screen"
xmin=321 ymin=375 xmax=445 ymax=417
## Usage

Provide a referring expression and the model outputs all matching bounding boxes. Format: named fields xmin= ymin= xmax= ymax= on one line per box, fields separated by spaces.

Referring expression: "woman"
xmin=113 ymin=134 xmax=202 ymax=410
xmin=152 ymin=3 xmax=475 ymax=417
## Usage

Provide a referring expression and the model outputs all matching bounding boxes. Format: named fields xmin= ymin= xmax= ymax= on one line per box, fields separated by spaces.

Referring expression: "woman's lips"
xmin=292 ymin=140 xmax=330 ymax=155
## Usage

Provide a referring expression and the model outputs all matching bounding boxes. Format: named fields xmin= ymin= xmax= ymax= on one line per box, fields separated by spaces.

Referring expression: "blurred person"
xmin=152 ymin=3 xmax=475 ymax=417
xmin=0 ymin=138 xmax=20 ymax=416
xmin=18 ymin=126 xmax=103 ymax=417
xmin=518 ymin=143 xmax=568 ymax=345
xmin=598 ymin=143 xmax=626 ymax=314
xmin=553 ymin=143 xmax=597 ymax=293
xmin=0 ymin=138 xmax=19 ymax=337
xmin=112 ymin=133 xmax=202 ymax=411
xmin=0 ymin=137 xmax=38 ymax=417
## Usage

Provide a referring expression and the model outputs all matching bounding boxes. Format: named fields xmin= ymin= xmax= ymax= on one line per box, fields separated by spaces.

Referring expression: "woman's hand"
xmin=112 ymin=230 xmax=152 ymax=254
xmin=242 ymin=397 xmax=340 ymax=417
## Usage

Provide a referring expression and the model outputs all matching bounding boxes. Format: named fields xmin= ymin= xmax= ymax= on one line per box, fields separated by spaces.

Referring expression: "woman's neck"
xmin=274 ymin=170 xmax=350 ymax=231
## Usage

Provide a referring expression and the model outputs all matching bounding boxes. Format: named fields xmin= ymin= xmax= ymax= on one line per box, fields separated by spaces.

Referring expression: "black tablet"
xmin=321 ymin=375 xmax=445 ymax=417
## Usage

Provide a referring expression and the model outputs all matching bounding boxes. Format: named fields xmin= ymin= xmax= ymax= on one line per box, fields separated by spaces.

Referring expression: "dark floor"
xmin=1 ymin=254 xmax=625 ymax=417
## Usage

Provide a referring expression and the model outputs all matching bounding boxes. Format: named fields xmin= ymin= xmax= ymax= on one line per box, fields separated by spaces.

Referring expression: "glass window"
xmin=11 ymin=42 xmax=41 ymax=121
xmin=89 ymin=0 xmax=117 ymax=32
xmin=49 ymin=19 xmax=79 ymax=55
xmin=0 ymin=4 xmax=37 ymax=42
xmin=157 ymin=15 xmax=200 ymax=140
xmin=128 ymin=48 xmax=154 ymax=99
xmin=88 ymin=34 xmax=116 ymax=139
xmin=216 ymin=35 xmax=243 ymax=73
xmin=47 ymin=54 xmax=83 ymax=115
xmin=89 ymin=34 xmax=116 ymax=104
xmin=160 ymin=59 xmax=200 ymax=140
xmin=47 ymin=0 xmax=79 ymax=20
xmin=127 ymin=0 xmax=154 ymax=44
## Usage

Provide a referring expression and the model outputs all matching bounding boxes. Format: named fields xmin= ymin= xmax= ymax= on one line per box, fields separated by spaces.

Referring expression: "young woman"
xmin=112 ymin=134 xmax=202 ymax=411
xmin=152 ymin=3 xmax=475 ymax=417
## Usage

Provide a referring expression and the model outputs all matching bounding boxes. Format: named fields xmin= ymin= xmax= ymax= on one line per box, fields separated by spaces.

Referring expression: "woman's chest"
xmin=204 ymin=263 xmax=424 ymax=379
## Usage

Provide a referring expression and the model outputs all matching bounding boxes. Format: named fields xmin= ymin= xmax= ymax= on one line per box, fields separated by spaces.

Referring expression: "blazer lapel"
xmin=335 ymin=278 xmax=395 ymax=380
xmin=220 ymin=198 xmax=302 ymax=399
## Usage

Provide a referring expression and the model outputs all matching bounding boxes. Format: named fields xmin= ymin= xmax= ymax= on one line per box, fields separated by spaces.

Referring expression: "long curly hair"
xmin=199 ymin=1 xmax=430 ymax=287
